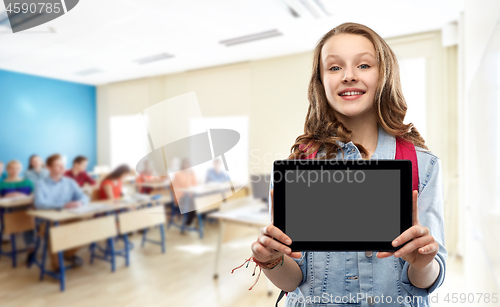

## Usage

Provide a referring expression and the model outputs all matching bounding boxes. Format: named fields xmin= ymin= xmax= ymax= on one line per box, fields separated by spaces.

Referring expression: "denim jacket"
xmin=268 ymin=124 xmax=446 ymax=307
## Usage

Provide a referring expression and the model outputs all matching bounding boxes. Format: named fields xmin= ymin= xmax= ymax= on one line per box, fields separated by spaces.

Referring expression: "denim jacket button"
xmin=365 ymin=251 xmax=373 ymax=257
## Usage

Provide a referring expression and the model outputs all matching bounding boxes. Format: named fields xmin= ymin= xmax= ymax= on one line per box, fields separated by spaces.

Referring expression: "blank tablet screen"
xmin=285 ymin=169 xmax=400 ymax=242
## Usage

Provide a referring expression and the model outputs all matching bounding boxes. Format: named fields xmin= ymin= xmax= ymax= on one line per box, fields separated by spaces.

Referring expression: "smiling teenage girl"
xmin=244 ymin=23 xmax=446 ymax=307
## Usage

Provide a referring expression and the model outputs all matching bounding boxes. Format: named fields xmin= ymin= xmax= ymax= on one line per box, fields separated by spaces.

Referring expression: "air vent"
xmin=134 ymin=53 xmax=174 ymax=65
xmin=219 ymin=29 xmax=283 ymax=47
xmin=75 ymin=68 xmax=102 ymax=76
xmin=288 ymin=7 xmax=300 ymax=18
xmin=281 ymin=0 xmax=330 ymax=18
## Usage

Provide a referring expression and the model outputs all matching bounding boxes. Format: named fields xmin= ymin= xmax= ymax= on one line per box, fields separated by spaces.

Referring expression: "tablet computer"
xmin=273 ymin=159 xmax=413 ymax=252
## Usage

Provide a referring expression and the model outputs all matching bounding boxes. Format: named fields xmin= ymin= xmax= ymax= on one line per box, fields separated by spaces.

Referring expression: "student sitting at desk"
xmin=0 ymin=161 xmax=7 ymax=243
xmin=34 ymin=154 xmax=89 ymax=270
xmin=0 ymin=160 xmax=36 ymax=265
xmin=25 ymin=154 xmax=49 ymax=183
xmin=171 ymin=158 xmax=198 ymax=229
xmin=0 ymin=160 xmax=34 ymax=197
xmin=0 ymin=161 xmax=7 ymax=181
xmin=136 ymin=159 xmax=168 ymax=194
xmin=205 ymin=158 xmax=230 ymax=183
xmin=136 ymin=159 xmax=154 ymax=194
xmin=98 ymin=164 xmax=131 ymax=200
xmin=64 ymin=155 xmax=96 ymax=188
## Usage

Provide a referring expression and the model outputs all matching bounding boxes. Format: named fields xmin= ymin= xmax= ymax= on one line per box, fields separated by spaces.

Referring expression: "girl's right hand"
xmin=251 ymin=189 xmax=302 ymax=263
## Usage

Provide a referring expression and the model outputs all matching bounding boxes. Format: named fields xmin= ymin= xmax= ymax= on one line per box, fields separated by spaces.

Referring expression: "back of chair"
xmin=223 ymin=186 xmax=248 ymax=202
xmin=221 ymin=186 xmax=249 ymax=211
xmin=118 ymin=206 xmax=166 ymax=234
xmin=50 ymin=215 xmax=117 ymax=253
xmin=90 ymin=188 xmax=101 ymax=201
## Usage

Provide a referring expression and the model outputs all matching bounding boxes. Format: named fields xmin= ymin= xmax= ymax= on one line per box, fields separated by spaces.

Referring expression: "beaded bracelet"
xmin=261 ymin=254 xmax=285 ymax=270
xmin=231 ymin=255 xmax=285 ymax=290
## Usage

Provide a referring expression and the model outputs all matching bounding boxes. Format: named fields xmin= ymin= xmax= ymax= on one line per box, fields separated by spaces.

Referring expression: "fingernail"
xmin=286 ymin=239 xmax=292 ymax=245
xmin=393 ymin=240 xmax=398 ymax=246
xmin=419 ymin=248 xmax=425 ymax=253
xmin=285 ymin=248 xmax=291 ymax=254
xmin=394 ymin=252 xmax=399 ymax=257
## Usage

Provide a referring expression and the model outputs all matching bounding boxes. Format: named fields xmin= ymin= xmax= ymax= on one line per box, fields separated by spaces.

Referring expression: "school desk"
xmin=176 ymin=181 xmax=245 ymax=196
xmin=135 ymin=180 xmax=171 ymax=191
xmin=0 ymin=196 xmax=35 ymax=267
xmin=26 ymin=197 xmax=169 ymax=292
xmin=168 ymin=184 xmax=249 ymax=238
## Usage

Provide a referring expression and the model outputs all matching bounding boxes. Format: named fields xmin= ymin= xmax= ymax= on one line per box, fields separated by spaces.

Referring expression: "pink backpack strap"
xmin=298 ymin=143 xmax=318 ymax=159
xmin=395 ymin=137 xmax=419 ymax=192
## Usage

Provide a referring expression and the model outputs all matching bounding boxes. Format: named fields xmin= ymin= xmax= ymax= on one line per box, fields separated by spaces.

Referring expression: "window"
xmin=110 ymin=115 xmax=150 ymax=171
xmin=398 ymin=57 xmax=427 ymax=139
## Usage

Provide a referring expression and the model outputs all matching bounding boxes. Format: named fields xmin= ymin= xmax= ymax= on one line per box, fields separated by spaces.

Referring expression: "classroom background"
xmin=0 ymin=1 xmax=499 ymax=306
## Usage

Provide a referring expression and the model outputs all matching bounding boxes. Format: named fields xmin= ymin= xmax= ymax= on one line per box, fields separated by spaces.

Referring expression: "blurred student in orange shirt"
xmin=171 ymin=158 xmax=197 ymax=228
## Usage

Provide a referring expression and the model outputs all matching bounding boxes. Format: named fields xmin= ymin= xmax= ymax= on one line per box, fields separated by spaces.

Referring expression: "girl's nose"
xmin=342 ymin=67 xmax=358 ymax=83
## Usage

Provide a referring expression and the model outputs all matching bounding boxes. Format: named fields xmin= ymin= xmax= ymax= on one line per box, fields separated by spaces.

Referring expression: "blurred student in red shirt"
xmin=64 ymin=156 xmax=96 ymax=188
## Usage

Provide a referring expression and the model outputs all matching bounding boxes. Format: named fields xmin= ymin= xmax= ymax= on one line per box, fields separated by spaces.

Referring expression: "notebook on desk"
xmin=67 ymin=203 xmax=114 ymax=214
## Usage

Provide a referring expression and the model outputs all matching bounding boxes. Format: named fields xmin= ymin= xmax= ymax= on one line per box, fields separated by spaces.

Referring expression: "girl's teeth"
xmin=340 ymin=91 xmax=364 ymax=96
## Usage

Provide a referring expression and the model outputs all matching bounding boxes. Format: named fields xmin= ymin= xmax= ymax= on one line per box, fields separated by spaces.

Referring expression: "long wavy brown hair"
xmin=288 ymin=22 xmax=428 ymax=160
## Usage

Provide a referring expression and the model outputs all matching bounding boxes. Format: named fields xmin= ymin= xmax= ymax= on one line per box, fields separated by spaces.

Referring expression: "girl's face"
xmin=320 ymin=34 xmax=379 ymax=122
xmin=31 ymin=156 xmax=42 ymax=169
xmin=7 ymin=163 xmax=21 ymax=178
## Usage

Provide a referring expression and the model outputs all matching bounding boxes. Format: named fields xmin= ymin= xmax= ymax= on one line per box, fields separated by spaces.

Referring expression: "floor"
xmin=0 ymin=218 xmax=280 ymax=307
xmin=0 ymin=219 xmax=469 ymax=307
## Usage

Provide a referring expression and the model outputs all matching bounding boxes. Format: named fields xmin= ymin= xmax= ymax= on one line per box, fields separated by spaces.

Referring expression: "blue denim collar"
xmin=371 ymin=124 xmax=396 ymax=159
xmin=335 ymin=125 xmax=396 ymax=159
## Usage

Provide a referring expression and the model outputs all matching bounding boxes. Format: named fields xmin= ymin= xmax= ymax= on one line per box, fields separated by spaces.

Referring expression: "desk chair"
xmin=90 ymin=188 xmax=101 ymax=201
xmin=167 ymin=190 xmax=203 ymax=237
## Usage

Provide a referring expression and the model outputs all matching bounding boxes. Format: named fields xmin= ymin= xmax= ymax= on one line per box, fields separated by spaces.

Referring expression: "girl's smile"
xmin=338 ymin=87 xmax=366 ymax=100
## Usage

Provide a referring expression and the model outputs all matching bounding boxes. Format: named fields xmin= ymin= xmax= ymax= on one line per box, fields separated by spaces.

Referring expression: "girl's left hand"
xmin=377 ymin=190 xmax=439 ymax=270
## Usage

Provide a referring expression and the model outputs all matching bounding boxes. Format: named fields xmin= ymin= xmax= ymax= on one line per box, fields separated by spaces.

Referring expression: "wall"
xmin=97 ymin=54 xmax=311 ymax=175
xmin=0 ymin=69 xmax=96 ymax=170
xmin=459 ymin=0 xmax=500 ymax=299
xmin=388 ymin=31 xmax=459 ymax=256
xmin=98 ymin=34 xmax=453 ymax=173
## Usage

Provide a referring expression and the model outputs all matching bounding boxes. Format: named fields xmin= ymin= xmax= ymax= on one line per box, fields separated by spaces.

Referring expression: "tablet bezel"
xmin=273 ymin=159 xmax=413 ymax=252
